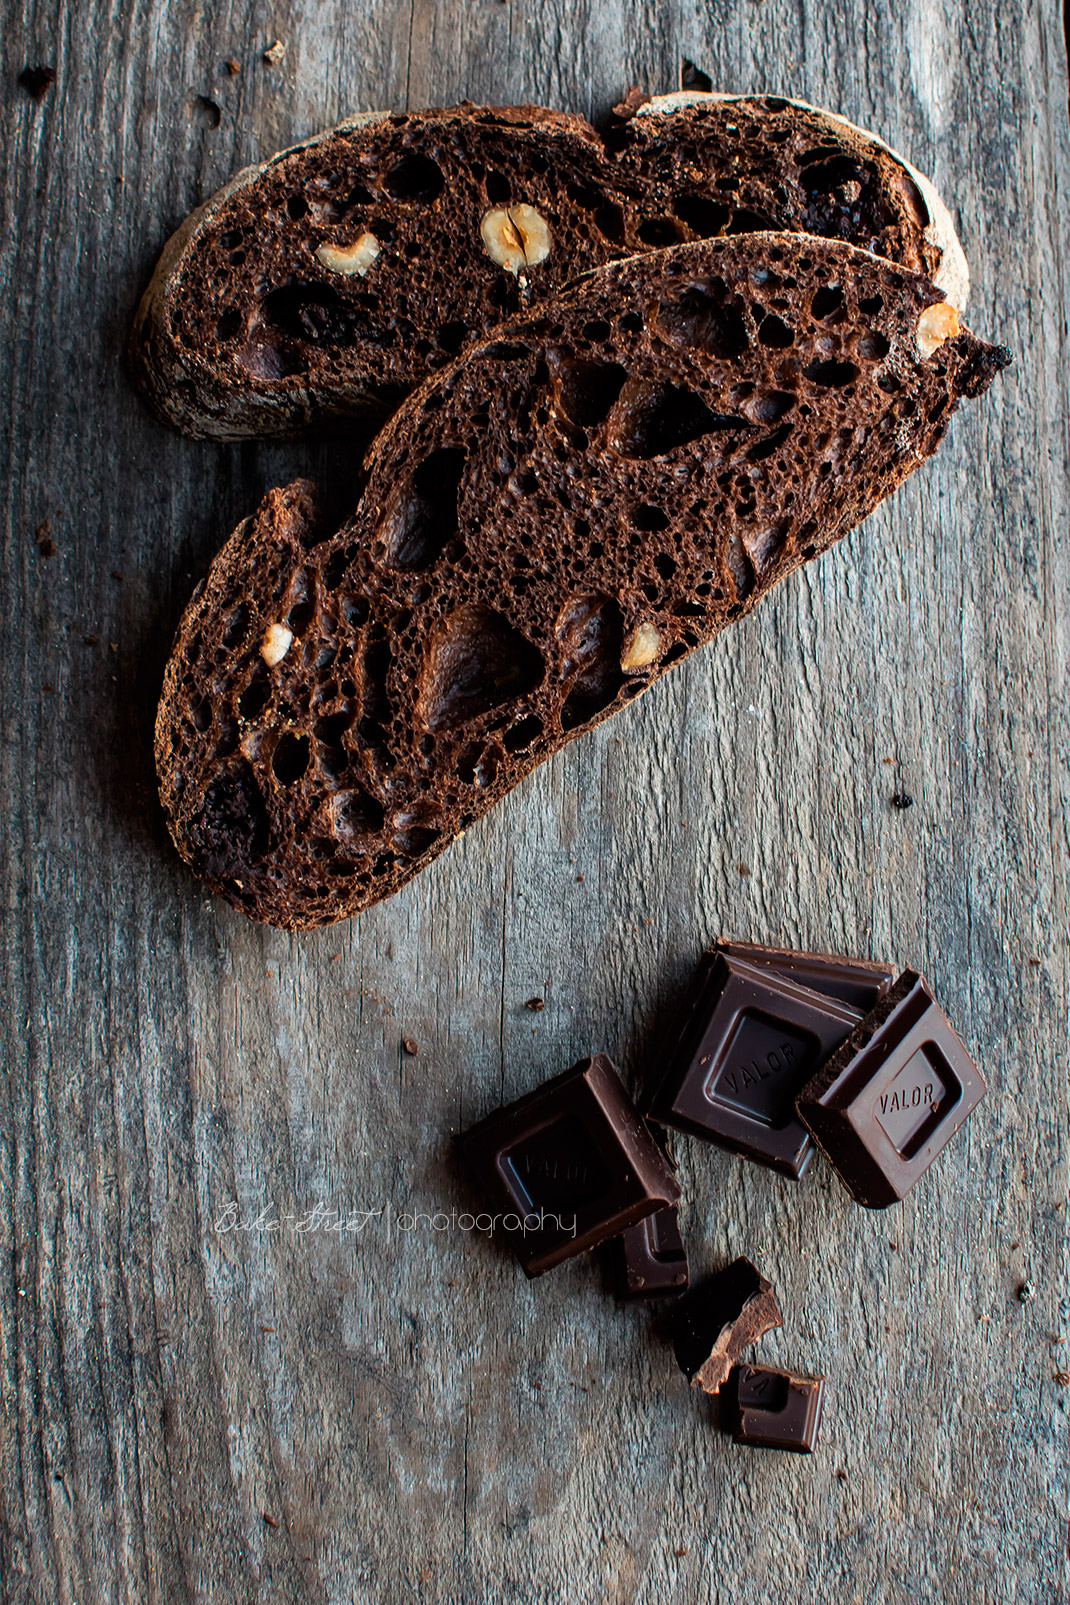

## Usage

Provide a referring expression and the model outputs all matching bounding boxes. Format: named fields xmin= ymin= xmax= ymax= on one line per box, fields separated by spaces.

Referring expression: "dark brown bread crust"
xmin=132 ymin=97 xmax=969 ymax=439
xmin=155 ymin=234 xmax=1009 ymax=928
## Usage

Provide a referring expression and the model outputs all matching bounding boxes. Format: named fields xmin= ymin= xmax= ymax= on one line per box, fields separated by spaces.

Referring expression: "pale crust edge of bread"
xmin=639 ymin=90 xmax=970 ymax=312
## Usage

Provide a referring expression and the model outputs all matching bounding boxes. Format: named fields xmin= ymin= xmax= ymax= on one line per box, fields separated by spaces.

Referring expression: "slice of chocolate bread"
xmin=132 ymin=96 xmax=968 ymax=439
xmin=155 ymin=234 xmax=1008 ymax=928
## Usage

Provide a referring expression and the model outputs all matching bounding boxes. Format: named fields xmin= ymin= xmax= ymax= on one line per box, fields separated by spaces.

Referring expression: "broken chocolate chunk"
xmin=729 ymin=1364 xmax=826 ymax=1452
xmin=610 ymin=1205 xmax=689 ymax=1300
xmin=672 ymin=1256 xmax=782 ymax=1394
xmin=708 ymin=939 xmax=894 ymax=1013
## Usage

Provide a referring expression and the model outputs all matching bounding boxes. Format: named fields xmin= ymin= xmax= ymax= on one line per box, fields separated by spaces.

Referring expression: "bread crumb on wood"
xmin=19 ymin=64 xmax=56 ymax=101
xmin=263 ymin=40 xmax=285 ymax=65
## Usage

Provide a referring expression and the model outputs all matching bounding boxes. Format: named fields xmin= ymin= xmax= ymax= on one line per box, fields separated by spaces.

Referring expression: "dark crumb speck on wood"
xmin=524 ymin=997 xmax=545 ymax=1012
xmin=402 ymin=1037 xmax=419 ymax=1056
xmin=19 ymin=64 xmax=56 ymax=100
xmin=890 ymin=792 xmax=914 ymax=810
xmin=680 ymin=57 xmax=713 ymax=91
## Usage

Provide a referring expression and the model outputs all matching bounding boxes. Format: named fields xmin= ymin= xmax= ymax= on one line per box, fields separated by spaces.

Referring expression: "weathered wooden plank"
xmin=1 ymin=0 xmax=1068 ymax=1600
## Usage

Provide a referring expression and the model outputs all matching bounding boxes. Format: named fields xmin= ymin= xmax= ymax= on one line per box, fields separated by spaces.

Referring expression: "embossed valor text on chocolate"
xmin=796 ymin=970 xmax=986 ymax=1207
xmin=650 ymin=955 xmax=863 ymax=1180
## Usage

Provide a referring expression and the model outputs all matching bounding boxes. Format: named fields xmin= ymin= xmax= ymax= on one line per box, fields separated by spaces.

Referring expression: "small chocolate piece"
xmin=611 ymin=1206 xmax=689 ymax=1300
xmin=709 ymin=940 xmax=895 ymax=1013
xmin=730 ymin=1365 xmax=825 ymax=1452
xmin=795 ymin=969 xmax=986 ymax=1208
xmin=650 ymin=955 xmax=862 ymax=1179
xmin=672 ymin=1257 xmax=782 ymax=1394
xmin=457 ymin=1053 xmax=680 ymax=1277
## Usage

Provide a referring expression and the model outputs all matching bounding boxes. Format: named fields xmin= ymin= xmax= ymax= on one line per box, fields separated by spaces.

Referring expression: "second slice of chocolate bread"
xmin=132 ymin=96 xmax=970 ymax=438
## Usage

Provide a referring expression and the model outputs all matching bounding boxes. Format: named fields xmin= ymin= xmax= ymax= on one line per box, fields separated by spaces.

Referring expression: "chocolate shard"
xmin=795 ymin=969 xmax=986 ymax=1208
xmin=650 ymin=955 xmax=862 ymax=1179
xmin=457 ymin=1053 xmax=680 ymax=1277
xmin=672 ymin=1257 xmax=782 ymax=1394
xmin=729 ymin=1364 xmax=826 ymax=1452
xmin=708 ymin=939 xmax=895 ymax=1013
xmin=611 ymin=1205 xmax=690 ymax=1300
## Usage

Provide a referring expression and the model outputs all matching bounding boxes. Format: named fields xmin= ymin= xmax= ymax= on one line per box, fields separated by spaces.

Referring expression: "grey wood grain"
xmin=2 ymin=0 xmax=1068 ymax=1600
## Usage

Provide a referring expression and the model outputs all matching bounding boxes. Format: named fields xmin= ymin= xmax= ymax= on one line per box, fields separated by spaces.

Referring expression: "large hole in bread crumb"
xmin=630 ymin=504 xmax=669 ymax=532
xmin=333 ymin=787 xmax=386 ymax=837
xmin=672 ymin=193 xmax=732 ymax=237
xmin=638 ymin=218 xmax=681 ymax=247
xmin=383 ymin=154 xmax=444 ymax=203
xmin=723 ymin=533 xmax=755 ymax=603
xmin=272 ymin=732 xmax=310 ymax=785
xmin=747 ymin=422 xmax=794 ymax=462
xmin=799 ymin=155 xmax=865 ymax=195
xmin=551 ymin=357 xmax=627 ymax=429
xmin=656 ymin=279 xmax=750 ymax=358
xmin=358 ymin=625 xmax=392 ymax=747
xmin=610 ymin=379 xmax=749 ymax=460
xmin=314 ymin=710 xmax=352 ymax=747
xmin=216 ymin=309 xmax=243 ymax=343
xmin=557 ymin=594 xmax=625 ymax=730
xmin=420 ymin=606 xmax=544 ymax=731
xmin=503 ymin=714 xmax=543 ymax=752
xmin=811 ymin=285 xmax=845 ymax=321
xmin=379 ymin=447 xmax=467 ymax=570
xmin=748 ymin=391 xmax=795 ymax=425
xmin=803 ymin=358 xmax=859 ymax=388
xmin=726 ymin=208 xmax=778 ymax=234
xmin=258 ymin=283 xmax=356 ymax=346
xmin=238 ymin=676 xmax=271 ymax=722
xmin=757 ymin=314 xmax=794 ymax=348
xmin=221 ymin=603 xmax=251 ymax=650
xmin=743 ymin=519 xmax=791 ymax=574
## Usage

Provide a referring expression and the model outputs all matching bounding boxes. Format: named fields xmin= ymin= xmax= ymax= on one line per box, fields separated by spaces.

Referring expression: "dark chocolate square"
xmin=795 ymin=969 xmax=986 ymax=1208
xmin=649 ymin=956 xmax=863 ymax=1179
xmin=610 ymin=1205 xmax=689 ymax=1300
xmin=729 ymin=1365 xmax=826 ymax=1453
xmin=457 ymin=1054 xmax=680 ymax=1276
